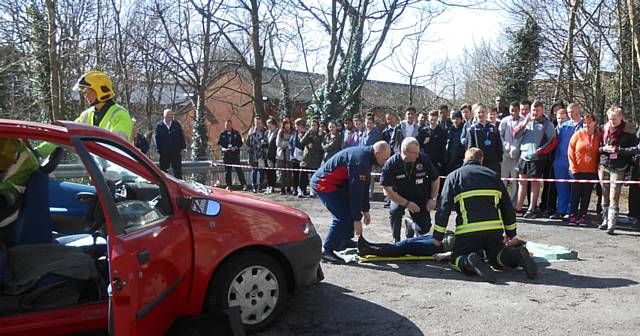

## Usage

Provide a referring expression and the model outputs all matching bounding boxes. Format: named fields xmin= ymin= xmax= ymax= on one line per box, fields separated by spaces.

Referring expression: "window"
xmin=83 ymin=140 xmax=172 ymax=234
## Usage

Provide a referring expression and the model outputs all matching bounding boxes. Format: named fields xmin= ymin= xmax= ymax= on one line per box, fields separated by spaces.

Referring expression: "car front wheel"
xmin=205 ymin=251 xmax=288 ymax=333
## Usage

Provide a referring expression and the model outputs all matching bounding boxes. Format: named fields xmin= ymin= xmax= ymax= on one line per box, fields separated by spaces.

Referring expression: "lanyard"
xmin=404 ymin=161 xmax=415 ymax=178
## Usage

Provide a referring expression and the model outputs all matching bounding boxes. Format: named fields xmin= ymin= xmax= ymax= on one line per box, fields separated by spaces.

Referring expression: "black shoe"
xmin=321 ymin=250 xmax=345 ymax=264
xmin=242 ymin=185 xmax=249 ymax=191
xmin=357 ymin=236 xmax=378 ymax=257
xmin=516 ymin=246 xmax=538 ymax=279
xmin=466 ymin=252 xmax=496 ymax=283
xmin=341 ymin=239 xmax=357 ymax=249
xmin=549 ymin=213 xmax=563 ymax=220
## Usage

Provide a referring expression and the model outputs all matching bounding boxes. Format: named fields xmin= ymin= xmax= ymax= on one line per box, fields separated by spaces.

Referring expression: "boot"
xmin=607 ymin=206 xmax=618 ymax=235
xmin=598 ymin=205 xmax=609 ymax=230
xmin=516 ymin=246 xmax=538 ymax=279
xmin=357 ymin=236 xmax=379 ymax=257
xmin=466 ymin=252 xmax=496 ymax=283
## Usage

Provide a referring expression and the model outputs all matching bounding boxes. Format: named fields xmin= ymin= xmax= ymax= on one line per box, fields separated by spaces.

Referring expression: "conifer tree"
xmin=496 ymin=15 xmax=542 ymax=103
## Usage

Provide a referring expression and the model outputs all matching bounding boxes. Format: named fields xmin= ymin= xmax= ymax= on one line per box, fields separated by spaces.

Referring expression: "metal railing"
xmin=50 ymin=160 xmax=253 ymax=187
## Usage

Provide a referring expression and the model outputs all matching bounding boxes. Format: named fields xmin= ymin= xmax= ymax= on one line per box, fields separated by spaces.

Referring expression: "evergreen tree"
xmin=26 ymin=0 xmax=53 ymax=122
xmin=496 ymin=15 xmax=542 ymax=103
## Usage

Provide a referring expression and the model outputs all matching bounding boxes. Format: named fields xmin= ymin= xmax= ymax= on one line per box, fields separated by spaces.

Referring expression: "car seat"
xmin=12 ymin=147 xmax=63 ymax=247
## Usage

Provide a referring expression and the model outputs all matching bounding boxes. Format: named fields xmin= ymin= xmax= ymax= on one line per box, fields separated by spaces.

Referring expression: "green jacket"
xmin=0 ymin=142 xmax=39 ymax=227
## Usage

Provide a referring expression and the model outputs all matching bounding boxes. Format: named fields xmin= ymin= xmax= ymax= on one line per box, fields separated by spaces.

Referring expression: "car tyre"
xmin=205 ymin=251 xmax=288 ymax=333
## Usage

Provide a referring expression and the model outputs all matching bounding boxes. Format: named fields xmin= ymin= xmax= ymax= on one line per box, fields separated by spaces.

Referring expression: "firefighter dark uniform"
xmin=466 ymin=122 xmax=503 ymax=175
xmin=434 ymin=159 xmax=536 ymax=281
xmin=311 ymin=146 xmax=374 ymax=255
xmin=417 ymin=125 xmax=447 ymax=170
xmin=380 ymin=153 xmax=439 ymax=241
xmin=218 ymin=129 xmax=247 ymax=188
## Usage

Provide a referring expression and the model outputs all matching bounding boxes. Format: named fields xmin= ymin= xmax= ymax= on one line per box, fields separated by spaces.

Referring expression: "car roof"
xmin=0 ymin=119 xmax=126 ymax=144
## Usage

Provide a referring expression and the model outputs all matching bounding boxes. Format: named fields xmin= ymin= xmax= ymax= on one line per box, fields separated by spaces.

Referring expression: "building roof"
xmin=232 ymin=67 xmax=436 ymax=110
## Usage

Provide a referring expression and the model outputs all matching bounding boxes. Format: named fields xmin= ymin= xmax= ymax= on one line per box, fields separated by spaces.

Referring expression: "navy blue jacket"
xmin=154 ymin=120 xmax=186 ymax=156
xmin=311 ymin=146 xmax=375 ymax=221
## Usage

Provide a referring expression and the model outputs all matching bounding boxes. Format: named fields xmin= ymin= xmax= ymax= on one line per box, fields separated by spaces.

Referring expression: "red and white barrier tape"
xmin=210 ymin=162 xmax=640 ymax=184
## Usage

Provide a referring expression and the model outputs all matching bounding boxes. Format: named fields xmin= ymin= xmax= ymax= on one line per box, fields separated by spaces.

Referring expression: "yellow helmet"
xmin=0 ymin=138 xmax=19 ymax=172
xmin=73 ymin=71 xmax=115 ymax=102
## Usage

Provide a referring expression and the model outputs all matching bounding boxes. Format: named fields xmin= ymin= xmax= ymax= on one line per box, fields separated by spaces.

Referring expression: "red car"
xmin=0 ymin=119 xmax=323 ymax=335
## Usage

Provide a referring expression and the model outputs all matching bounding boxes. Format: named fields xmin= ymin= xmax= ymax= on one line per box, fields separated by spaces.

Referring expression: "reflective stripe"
xmin=504 ymin=223 xmax=516 ymax=231
xmin=496 ymin=249 xmax=506 ymax=268
xmin=453 ymin=189 xmax=502 ymax=203
xmin=455 ymin=220 xmax=504 ymax=235
xmin=452 ymin=255 xmax=464 ymax=272
xmin=433 ymin=224 xmax=446 ymax=233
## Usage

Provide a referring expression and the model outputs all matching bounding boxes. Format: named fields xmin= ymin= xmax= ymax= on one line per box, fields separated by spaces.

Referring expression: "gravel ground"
xmin=249 ymin=191 xmax=640 ymax=336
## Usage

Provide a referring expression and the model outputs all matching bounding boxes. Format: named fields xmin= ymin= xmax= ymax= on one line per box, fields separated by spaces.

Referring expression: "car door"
xmin=73 ymin=137 xmax=193 ymax=336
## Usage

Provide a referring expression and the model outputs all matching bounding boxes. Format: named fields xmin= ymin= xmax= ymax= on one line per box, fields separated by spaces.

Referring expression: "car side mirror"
xmin=178 ymin=197 xmax=221 ymax=217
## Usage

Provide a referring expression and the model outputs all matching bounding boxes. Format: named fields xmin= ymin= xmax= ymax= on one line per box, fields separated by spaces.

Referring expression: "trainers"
xmin=242 ymin=185 xmax=248 ymax=191
xmin=607 ymin=228 xmax=615 ymax=235
xmin=321 ymin=250 xmax=345 ymax=264
xmin=523 ymin=211 xmax=537 ymax=219
xmin=466 ymin=252 xmax=496 ymax=283
xmin=567 ymin=215 xmax=577 ymax=225
xmin=598 ymin=222 xmax=608 ymax=230
xmin=404 ymin=217 xmax=415 ymax=238
xmin=225 ymin=186 xmax=232 ymax=191
xmin=549 ymin=213 xmax=563 ymax=220
xmin=578 ymin=216 xmax=589 ymax=227
xmin=516 ymin=246 xmax=538 ymax=279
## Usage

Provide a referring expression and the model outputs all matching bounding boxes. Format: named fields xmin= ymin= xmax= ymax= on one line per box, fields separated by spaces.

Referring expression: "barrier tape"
xmin=210 ymin=162 xmax=640 ymax=185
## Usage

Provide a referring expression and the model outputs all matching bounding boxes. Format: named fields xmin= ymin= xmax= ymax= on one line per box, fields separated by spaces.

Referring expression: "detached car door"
xmin=74 ymin=137 xmax=193 ymax=335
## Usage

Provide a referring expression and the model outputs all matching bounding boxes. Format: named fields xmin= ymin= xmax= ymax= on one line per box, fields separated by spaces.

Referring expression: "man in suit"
xmin=154 ymin=109 xmax=186 ymax=179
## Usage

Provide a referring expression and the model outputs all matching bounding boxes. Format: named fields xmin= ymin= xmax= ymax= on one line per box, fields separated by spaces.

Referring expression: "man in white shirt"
xmin=400 ymin=107 xmax=419 ymax=139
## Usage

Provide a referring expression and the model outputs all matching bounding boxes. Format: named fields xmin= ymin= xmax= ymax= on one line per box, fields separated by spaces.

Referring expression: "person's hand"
xmin=407 ymin=201 xmax=420 ymax=213
xmin=308 ymin=143 xmax=314 ymax=149
xmin=505 ymin=236 xmax=520 ymax=247
xmin=363 ymin=212 xmax=371 ymax=225
xmin=354 ymin=220 xmax=363 ymax=236
xmin=603 ymin=144 xmax=616 ymax=153
xmin=433 ymin=239 xmax=442 ymax=247
xmin=426 ymin=199 xmax=437 ymax=211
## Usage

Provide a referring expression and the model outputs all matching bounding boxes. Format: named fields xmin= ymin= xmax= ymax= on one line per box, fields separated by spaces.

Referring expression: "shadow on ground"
xmin=256 ymin=282 xmax=423 ymax=336
xmin=345 ymin=259 xmax=638 ymax=289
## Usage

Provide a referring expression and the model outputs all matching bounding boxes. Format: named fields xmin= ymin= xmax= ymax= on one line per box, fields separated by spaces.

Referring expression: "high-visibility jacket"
xmin=0 ymin=142 xmax=39 ymax=227
xmin=75 ymin=101 xmax=133 ymax=142
xmin=433 ymin=160 xmax=516 ymax=241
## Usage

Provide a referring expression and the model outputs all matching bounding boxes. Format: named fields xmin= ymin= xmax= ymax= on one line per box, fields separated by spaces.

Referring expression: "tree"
xmin=298 ymin=0 xmax=417 ymax=120
xmin=26 ymin=0 xmax=52 ymax=122
xmin=496 ymin=15 xmax=542 ymax=103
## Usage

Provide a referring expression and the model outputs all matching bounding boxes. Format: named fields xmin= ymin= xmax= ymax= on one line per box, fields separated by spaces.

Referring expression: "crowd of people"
xmin=231 ymin=98 xmax=640 ymax=236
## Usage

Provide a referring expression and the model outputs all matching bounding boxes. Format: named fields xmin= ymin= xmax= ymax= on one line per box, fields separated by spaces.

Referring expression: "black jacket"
xmin=445 ymin=125 xmax=464 ymax=174
xmin=434 ymin=160 xmax=516 ymax=241
xmin=418 ymin=125 xmax=447 ymax=169
xmin=154 ymin=120 xmax=186 ymax=156
xmin=466 ymin=122 xmax=503 ymax=164
xmin=266 ymin=130 xmax=278 ymax=161
xmin=218 ymin=129 xmax=244 ymax=161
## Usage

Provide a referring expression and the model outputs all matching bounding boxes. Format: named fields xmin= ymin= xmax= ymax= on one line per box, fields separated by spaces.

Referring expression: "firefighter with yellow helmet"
xmin=0 ymin=138 xmax=39 ymax=230
xmin=72 ymin=71 xmax=133 ymax=141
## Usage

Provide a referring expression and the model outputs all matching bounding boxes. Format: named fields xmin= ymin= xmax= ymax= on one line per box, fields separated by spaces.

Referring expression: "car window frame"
xmin=73 ymin=136 xmax=174 ymax=235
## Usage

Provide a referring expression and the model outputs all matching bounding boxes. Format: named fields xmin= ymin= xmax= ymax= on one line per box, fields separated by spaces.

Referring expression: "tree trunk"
xmin=250 ymin=0 xmax=266 ymax=120
xmin=554 ymin=0 xmax=581 ymax=100
xmin=45 ymin=0 xmax=62 ymax=121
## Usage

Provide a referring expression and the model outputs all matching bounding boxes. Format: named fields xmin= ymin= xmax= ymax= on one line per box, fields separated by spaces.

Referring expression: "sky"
xmin=369 ymin=3 xmax=507 ymax=84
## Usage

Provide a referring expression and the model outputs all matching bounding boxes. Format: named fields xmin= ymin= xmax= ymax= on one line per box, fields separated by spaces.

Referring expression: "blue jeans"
xmin=315 ymin=190 xmax=353 ymax=252
xmin=251 ymin=168 xmax=262 ymax=189
xmin=370 ymin=236 xmax=440 ymax=257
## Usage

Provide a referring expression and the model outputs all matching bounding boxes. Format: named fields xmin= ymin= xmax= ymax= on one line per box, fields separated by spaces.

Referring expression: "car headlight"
xmin=303 ymin=221 xmax=317 ymax=238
